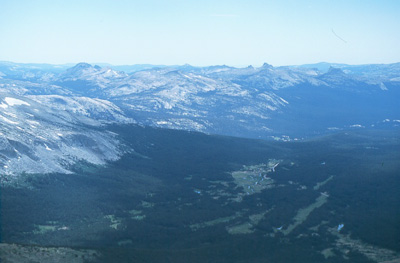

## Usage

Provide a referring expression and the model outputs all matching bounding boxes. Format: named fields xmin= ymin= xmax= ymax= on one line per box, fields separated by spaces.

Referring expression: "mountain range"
xmin=0 ymin=61 xmax=399 ymax=177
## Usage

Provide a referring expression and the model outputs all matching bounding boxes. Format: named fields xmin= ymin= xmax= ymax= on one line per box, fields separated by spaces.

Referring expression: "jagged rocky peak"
xmin=260 ymin=62 xmax=274 ymax=69
xmin=326 ymin=66 xmax=346 ymax=75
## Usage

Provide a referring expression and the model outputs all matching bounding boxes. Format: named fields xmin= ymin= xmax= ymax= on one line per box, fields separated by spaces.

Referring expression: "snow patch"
xmin=0 ymin=115 xmax=19 ymax=125
xmin=44 ymin=144 xmax=52 ymax=151
xmin=280 ymin=98 xmax=289 ymax=104
xmin=5 ymin=97 xmax=30 ymax=106
xmin=156 ymin=121 xmax=169 ymax=125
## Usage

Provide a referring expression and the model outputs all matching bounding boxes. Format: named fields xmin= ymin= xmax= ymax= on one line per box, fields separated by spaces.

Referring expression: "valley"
xmin=1 ymin=125 xmax=399 ymax=262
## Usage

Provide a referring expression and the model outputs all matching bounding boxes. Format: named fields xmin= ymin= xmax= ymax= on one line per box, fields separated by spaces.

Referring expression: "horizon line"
xmin=1 ymin=60 xmax=399 ymax=69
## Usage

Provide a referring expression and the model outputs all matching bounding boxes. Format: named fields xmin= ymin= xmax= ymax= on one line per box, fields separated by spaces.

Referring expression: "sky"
xmin=0 ymin=0 xmax=399 ymax=67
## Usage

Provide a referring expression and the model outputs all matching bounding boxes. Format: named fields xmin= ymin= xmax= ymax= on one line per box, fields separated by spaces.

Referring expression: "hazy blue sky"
xmin=0 ymin=0 xmax=399 ymax=66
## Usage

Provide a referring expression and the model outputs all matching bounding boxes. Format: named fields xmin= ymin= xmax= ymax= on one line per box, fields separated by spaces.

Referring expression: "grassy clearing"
xmin=282 ymin=194 xmax=328 ymax=236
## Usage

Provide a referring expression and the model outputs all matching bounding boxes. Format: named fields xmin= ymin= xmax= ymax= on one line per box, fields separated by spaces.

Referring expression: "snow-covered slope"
xmin=27 ymin=95 xmax=133 ymax=124
xmin=0 ymin=93 xmax=132 ymax=182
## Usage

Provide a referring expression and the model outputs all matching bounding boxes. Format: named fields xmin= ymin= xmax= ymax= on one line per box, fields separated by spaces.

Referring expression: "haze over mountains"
xmin=0 ymin=61 xmax=399 ymax=177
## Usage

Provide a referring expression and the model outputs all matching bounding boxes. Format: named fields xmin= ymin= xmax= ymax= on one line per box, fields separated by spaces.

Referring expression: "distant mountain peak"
xmin=327 ymin=66 xmax=344 ymax=73
xmin=64 ymin=63 xmax=97 ymax=75
xmin=73 ymin=62 xmax=93 ymax=69
xmin=261 ymin=63 xmax=273 ymax=69
xmin=66 ymin=63 xmax=105 ymax=73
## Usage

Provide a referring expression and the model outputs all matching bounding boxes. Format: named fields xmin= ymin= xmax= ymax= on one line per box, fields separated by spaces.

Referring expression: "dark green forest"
xmin=1 ymin=125 xmax=399 ymax=262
